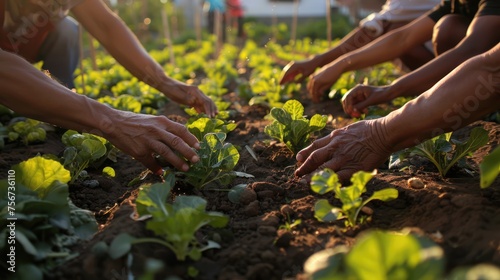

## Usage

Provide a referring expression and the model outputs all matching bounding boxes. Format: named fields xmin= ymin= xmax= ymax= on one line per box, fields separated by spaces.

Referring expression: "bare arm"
xmin=386 ymin=15 xmax=500 ymax=100
xmin=0 ymin=50 xmax=201 ymax=174
xmin=383 ymin=42 xmax=500 ymax=151
xmin=71 ymin=0 xmax=217 ymax=116
xmin=325 ymin=15 xmax=434 ymax=75
xmin=307 ymin=15 xmax=435 ymax=101
xmin=295 ymin=43 xmax=500 ymax=180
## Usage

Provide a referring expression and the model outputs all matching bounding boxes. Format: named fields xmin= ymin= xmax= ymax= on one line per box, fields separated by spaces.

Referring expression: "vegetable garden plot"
xmin=1 ymin=39 xmax=500 ymax=280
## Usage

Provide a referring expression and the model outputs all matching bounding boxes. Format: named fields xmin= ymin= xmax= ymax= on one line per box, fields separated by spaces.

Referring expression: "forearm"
xmin=312 ymin=27 xmax=378 ymax=68
xmin=0 ymin=51 xmax=116 ymax=136
xmin=91 ymin=16 xmax=176 ymax=93
xmin=381 ymin=50 xmax=500 ymax=152
xmin=387 ymin=45 xmax=485 ymax=99
xmin=325 ymin=23 xmax=429 ymax=74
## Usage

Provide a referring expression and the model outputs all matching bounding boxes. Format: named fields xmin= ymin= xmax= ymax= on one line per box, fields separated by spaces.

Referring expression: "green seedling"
xmin=403 ymin=126 xmax=489 ymax=177
xmin=109 ymin=175 xmax=228 ymax=262
xmin=0 ymin=156 xmax=97 ymax=279
xmin=175 ymin=132 xmax=241 ymax=189
xmin=311 ymin=169 xmax=398 ymax=227
xmin=187 ymin=117 xmax=237 ymax=141
xmin=279 ymin=215 xmax=302 ymax=232
xmin=304 ymin=229 xmax=444 ymax=280
xmin=264 ymin=99 xmax=327 ymax=154
xmin=480 ymin=145 xmax=500 ymax=188
xmin=7 ymin=119 xmax=47 ymax=145
xmin=61 ymin=130 xmax=109 ymax=184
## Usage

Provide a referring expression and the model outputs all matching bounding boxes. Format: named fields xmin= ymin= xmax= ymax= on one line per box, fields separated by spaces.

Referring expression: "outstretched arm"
xmin=384 ymin=15 xmax=500 ymax=101
xmin=0 ymin=50 xmax=201 ymax=174
xmin=296 ymin=43 xmax=500 ymax=181
xmin=71 ymin=0 xmax=217 ymax=117
xmin=307 ymin=15 xmax=435 ymax=102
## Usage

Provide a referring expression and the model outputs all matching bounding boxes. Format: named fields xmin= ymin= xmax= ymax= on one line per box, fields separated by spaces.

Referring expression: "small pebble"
xmin=83 ymin=179 xmax=100 ymax=188
xmin=407 ymin=177 xmax=425 ymax=189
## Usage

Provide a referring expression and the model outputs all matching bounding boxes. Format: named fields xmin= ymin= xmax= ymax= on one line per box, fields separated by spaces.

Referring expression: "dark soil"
xmin=1 ymin=95 xmax=499 ymax=280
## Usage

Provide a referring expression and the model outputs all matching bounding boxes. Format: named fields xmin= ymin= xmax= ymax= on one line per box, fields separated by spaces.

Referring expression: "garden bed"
xmin=1 ymin=93 xmax=499 ymax=279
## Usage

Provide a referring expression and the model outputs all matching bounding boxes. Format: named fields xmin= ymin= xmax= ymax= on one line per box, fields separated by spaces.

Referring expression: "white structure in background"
xmin=175 ymin=0 xmax=342 ymax=27
xmin=239 ymin=0 xmax=332 ymax=18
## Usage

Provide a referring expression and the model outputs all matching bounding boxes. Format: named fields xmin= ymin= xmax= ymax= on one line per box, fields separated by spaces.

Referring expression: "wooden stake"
xmin=326 ymin=0 xmax=332 ymax=47
xmin=161 ymin=5 xmax=176 ymax=66
xmin=214 ymin=9 xmax=222 ymax=58
xmin=194 ymin=0 xmax=202 ymax=46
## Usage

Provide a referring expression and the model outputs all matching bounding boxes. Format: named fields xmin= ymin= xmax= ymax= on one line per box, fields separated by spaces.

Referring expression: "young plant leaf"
xmin=480 ymin=145 xmax=500 ymax=188
xmin=14 ymin=156 xmax=71 ymax=197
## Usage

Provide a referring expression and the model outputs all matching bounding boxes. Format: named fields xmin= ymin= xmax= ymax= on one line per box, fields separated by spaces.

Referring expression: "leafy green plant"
xmin=174 ymin=132 xmax=241 ymax=189
xmin=264 ymin=99 xmax=327 ymax=154
xmin=311 ymin=169 xmax=398 ymax=227
xmin=109 ymin=176 xmax=228 ymax=262
xmin=279 ymin=216 xmax=302 ymax=232
xmin=7 ymin=119 xmax=47 ymax=145
xmin=0 ymin=156 xmax=97 ymax=279
xmin=403 ymin=127 xmax=489 ymax=177
xmin=304 ymin=229 xmax=444 ymax=280
xmin=60 ymin=130 xmax=114 ymax=184
xmin=480 ymin=145 xmax=500 ymax=188
xmin=187 ymin=117 xmax=237 ymax=141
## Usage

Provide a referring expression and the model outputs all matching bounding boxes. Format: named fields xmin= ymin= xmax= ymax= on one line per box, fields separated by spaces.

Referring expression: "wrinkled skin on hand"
xmin=279 ymin=60 xmax=317 ymax=85
xmin=307 ymin=65 xmax=344 ymax=103
xmin=342 ymin=84 xmax=392 ymax=117
xmin=102 ymin=111 xmax=200 ymax=175
xmin=295 ymin=120 xmax=391 ymax=183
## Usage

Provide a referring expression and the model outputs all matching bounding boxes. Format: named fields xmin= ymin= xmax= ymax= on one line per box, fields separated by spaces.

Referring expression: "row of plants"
xmin=1 ymin=36 xmax=499 ymax=279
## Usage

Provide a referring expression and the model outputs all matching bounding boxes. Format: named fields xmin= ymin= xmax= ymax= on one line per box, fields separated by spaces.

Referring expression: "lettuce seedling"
xmin=176 ymin=132 xmax=240 ymax=189
xmin=311 ymin=169 xmax=398 ymax=227
xmin=61 ymin=130 xmax=110 ymax=184
xmin=304 ymin=229 xmax=444 ymax=280
xmin=187 ymin=117 xmax=237 ymax=141
xmin=265 ymin=99 xmax=327 ymax=154
xmin=0 ymin=156 xmax=97 ymax=279
xmin=480 ymin=145 xmax=500 ymax=189
xmin=404 ymin=127 xmax=489 ymax=177
xmin=7 ymin=119 xmax=47 ymax=145
xmin=109 ymin=176 xmax=228 ymax=262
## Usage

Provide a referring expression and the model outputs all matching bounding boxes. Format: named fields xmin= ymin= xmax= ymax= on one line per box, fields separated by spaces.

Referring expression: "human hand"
xmin=307 ymin=65 xmax=344 ymax=103
xmin=280 ymin=59 xmax=317 ymax=85
xmin=294 ymin=120 xmax=391 ymax=183
xmin=102 ymin=111 xmax=200 ymax=175
xmin=341 ymin=85 xmax=391 ymax=117
xmin=165 ymin=80 xmax=218 ymax=118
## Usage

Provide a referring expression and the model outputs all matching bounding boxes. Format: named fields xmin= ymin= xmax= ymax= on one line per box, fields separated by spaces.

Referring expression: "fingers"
xmin=203 ymin=96 xmax=218 ymax=118
xmin=342 ymin=86 xmax=370 ymax=117
xmin=280 ymin=62 xmax=297 ymax=85
xmin=307 ymin=75 xmax=331 ymax=103
xmin=295 ymin=135 xmax=335 ymax=177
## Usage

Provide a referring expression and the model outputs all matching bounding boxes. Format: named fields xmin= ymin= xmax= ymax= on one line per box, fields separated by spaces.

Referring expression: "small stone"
xmin=361 ymin=206 xmax=373 ymax=215
xmin=83 ymin=179 xmax=100 ymax=188
xmin=408 ymin=177 xmax=425 ymax=189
